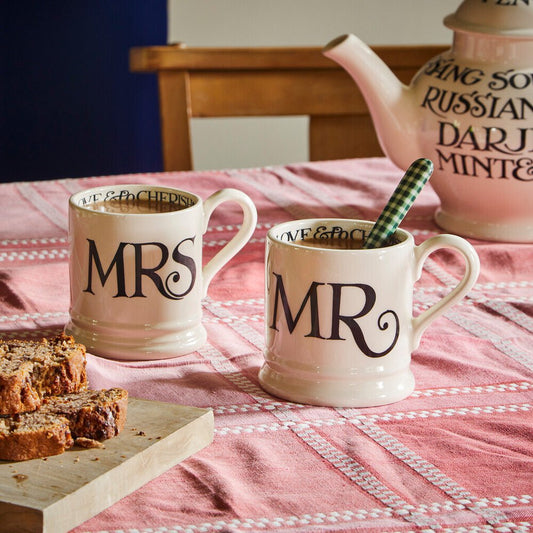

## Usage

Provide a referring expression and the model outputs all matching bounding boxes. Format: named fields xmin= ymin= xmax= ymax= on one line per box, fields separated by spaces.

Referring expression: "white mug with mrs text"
xmin=65 ymin=184 xmax=257 ymax=360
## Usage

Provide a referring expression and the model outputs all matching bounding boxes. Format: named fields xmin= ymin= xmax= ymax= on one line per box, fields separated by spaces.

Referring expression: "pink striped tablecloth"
xmin=0 ymin=158 xmax=532 ymax=532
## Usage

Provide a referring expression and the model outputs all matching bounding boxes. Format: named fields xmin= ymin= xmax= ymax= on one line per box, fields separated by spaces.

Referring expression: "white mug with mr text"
xmin=260 ymin=219 xmax=480 ymax=407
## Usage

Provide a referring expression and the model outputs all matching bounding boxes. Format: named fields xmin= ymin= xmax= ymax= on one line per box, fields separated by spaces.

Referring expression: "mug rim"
xmin=69 ymin=184 xmax=201 ymax=216
xmin=267 ymin=218 xmax=413 ymax=251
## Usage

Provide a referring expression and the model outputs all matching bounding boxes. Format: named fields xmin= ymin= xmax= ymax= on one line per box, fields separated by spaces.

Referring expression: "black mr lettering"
xmin=269 ymin=273 xmax=399 ymax=358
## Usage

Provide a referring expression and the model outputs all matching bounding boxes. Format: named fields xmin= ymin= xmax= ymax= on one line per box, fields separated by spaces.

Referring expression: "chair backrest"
xmin=129 ymin=43 xmax=447 ymax=172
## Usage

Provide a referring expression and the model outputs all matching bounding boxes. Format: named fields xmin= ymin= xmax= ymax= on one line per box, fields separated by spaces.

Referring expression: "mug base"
xmin=258 ymin=362 xmax=415 ymax=408
xmin=435 ymin=208 xmax=533 ymax=243
xmin=64 ymin=320 xmax=207 ymax=361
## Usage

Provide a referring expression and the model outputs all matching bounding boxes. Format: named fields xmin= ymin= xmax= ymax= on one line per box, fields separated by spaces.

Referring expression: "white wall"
xmin=168 ymin=0 xmax=461 ymax=170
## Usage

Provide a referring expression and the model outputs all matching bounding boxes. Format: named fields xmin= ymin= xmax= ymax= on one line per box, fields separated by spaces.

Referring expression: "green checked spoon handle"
xmin=363 ymin=158 xmax=434 ymax=249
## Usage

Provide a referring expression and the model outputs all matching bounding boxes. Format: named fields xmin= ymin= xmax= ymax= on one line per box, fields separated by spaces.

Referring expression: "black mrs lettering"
xmin=83 ymin=238 xmax=197 ymax=300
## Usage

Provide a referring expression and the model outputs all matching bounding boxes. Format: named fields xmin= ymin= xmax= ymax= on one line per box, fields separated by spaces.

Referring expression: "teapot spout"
xmin=323 ymin=34 xmax=420 ymax=169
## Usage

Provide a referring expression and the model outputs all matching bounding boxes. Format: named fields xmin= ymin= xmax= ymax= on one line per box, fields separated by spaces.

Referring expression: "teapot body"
xmin=323 ymin=0 xmax=533 ymax=242
xmin=411 ymin=33 xmax=533 ymax=241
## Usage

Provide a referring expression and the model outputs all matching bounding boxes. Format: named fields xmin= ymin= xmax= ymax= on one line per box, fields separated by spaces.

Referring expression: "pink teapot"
xmin=323 ymin=0 xmax=533 ymax=242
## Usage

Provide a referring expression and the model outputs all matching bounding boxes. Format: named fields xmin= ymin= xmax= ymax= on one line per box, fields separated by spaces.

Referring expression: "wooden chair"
xmin=129 ymin=43 xmax=447 ymax=172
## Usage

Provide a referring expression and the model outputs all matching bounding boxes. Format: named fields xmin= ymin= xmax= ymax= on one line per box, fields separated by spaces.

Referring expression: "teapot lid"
xmin=444 ymin=0 xmax=533 ymax=38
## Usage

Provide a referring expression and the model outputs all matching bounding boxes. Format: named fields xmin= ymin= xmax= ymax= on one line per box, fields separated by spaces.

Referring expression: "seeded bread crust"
xmin=0 ymin=334 xmax=87 ymax=415
xmin=0 ymin=388 xmax=128 ymax=461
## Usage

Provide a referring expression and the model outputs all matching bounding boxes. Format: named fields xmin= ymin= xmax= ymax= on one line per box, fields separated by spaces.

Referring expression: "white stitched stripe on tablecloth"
xmin=269 ymin=166 xmax=364 ymax=220
xmin=227 ymin=170 xmax=325 ymax=220
xmin=15 ymin=182 xmax=69 ymax=231
xmin=0 ymin=311 xmax=68 ymax=323
xmin=348 ymin=417 xmax=509 ymax=526
xmin=211 ymin=383 xmax=532 ymax=415
xmin=215 ymin=403 xmax=532 ymax=436
xmin=86 ymin=513 xmax=532 ymax=533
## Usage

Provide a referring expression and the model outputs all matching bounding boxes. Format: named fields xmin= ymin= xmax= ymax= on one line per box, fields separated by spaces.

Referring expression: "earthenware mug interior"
xmin=259 ymin=218 xmax=480 ymax=407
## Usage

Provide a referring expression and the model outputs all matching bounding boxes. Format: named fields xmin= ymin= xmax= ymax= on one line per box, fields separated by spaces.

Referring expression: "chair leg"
xmin=158 ymin=70 xmax=193 ymax=171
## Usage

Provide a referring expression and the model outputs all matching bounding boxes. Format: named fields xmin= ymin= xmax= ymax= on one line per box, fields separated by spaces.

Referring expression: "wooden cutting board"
xmin=0 ymin=398 xmax=214 ymax=533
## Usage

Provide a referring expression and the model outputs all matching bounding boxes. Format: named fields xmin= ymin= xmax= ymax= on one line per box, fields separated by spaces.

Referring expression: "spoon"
xmin=363 ymin=158 xmax=434 ymax=249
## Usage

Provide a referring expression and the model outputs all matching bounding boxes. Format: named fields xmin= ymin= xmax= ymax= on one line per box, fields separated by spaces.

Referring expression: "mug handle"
xmin=201 ymin=188 xmax=258 ymax=297
xmin=412 ymin=234 xmax=480 ymax=349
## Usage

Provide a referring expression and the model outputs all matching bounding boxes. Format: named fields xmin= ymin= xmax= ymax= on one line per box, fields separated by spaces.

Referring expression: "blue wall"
xmin=1 ymin=2 xmax=166 ymax=182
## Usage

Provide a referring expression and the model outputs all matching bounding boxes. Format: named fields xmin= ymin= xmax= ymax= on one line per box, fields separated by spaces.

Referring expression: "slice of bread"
xmin=0 ymin=334 xmax=87 ymax=415
xmin=0 ymin=388 xmax=128 ymax=461
xmin=42 ymin=388 xmax=128 ymax=440
xmin=0 ymin=335 xmax=128 ymax=461
xmin=0 ymin=412 xmax=73 ymax=461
